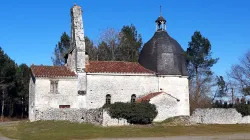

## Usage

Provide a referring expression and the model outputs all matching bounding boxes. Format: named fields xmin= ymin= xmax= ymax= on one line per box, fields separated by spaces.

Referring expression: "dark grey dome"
xmin=138 ymin=31 xmax=188 ymax=76
xmin=155 ymin=16 xmax=166 ymax=22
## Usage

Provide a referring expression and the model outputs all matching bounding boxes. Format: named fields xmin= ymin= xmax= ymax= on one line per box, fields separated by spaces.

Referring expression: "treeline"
xmin=51 ymin=24 xmax=142 ymax=66
xmin=0 ymin=48 xmax=30 ymax=119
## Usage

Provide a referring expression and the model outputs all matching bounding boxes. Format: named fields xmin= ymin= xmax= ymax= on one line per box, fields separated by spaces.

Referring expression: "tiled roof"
xmin=30 ymin=65 xmax=76 ymax=78
xmin=31 ymin=61 xmax=154 ymax=78
xmin=86 ymin=61 xmax=154 ymax=74
xmin=155 ymin=16 xmax=166 ymax=22
xmin=136 ymin=92 xmax=163 ymax=103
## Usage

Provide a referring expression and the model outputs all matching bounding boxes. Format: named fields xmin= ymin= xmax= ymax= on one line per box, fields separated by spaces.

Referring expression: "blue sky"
xmin=0 ymin=0 xmax=250 ymax=77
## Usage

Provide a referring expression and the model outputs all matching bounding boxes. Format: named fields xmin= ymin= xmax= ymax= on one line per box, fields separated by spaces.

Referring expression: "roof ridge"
xmin=31 ymin=65 xmax=66 ymax=67
xmin=89 ymin=61 xmax=139 ymax=63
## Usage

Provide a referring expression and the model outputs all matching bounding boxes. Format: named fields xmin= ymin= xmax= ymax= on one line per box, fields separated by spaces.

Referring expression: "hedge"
xmin=212 ymin=101 xmax=250 ymax=116
xmin=235 ymin=103 xmax=250 ymax=116
xmin=104 ymin=102 xmax=158 ymax=124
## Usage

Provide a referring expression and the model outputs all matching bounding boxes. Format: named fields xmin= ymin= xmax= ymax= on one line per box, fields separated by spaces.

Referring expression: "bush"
xmin=234 ymin=103 xmax=250 ymax=116
xmin=105 ymin=102 xmax=158 ymax=124
xmin=212 ymin=101 xmax=250 ymax=116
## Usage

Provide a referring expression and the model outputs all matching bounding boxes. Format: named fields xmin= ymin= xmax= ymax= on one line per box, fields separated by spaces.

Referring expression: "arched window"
xmin=106 ymin=94 xmax=111 ymax=105
xmin=131 ymin=94 xmax=136 ymax=103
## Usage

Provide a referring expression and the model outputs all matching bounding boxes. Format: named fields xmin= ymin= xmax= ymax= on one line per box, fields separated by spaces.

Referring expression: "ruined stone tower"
xmin=70 ymin=4 xmax=87 ymax=95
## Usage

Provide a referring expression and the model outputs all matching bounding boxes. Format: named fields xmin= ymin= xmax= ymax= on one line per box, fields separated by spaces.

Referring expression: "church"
xmin=29 ymin=4 xmax=190 ymax=123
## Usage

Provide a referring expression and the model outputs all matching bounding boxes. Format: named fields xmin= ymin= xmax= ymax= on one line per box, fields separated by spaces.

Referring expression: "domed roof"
xmin=138 ymin=30 xmax=188 ymax=76
xmin=155 ymin=16 xmax=166 ymax=22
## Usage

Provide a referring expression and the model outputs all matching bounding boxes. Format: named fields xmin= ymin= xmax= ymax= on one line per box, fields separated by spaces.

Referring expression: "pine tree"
xmin=51 ymin=32 xmax=70 ymax=66
xmin=186 ymin=31 xmax=219 ymax=107
xmin=116 ymin=24 xmax=142 ymax=62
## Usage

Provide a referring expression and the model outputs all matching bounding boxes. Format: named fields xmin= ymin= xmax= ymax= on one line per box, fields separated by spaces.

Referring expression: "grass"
xmin=1 ymin=121 xmax=250 ymax=140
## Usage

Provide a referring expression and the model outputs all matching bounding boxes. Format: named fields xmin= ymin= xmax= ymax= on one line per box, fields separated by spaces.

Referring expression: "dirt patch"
xmin=156 ymin=116 xmax=192 ymax=126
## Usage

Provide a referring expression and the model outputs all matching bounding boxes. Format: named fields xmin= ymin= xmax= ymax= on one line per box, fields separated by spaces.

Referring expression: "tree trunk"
xmin=9 ymin=102 xmax=14 ymax=117
xmin=195 ymin=67 xmax=200 ymax=107
xmin=232 ymin=88 xmax=234 ymax=104
xmin=1 ymin=90 xmax=4 ymax=121
xmin=21 ymin=97 xmax=24 ymax=118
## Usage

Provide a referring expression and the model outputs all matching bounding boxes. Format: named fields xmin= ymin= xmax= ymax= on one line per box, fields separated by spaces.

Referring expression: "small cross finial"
xmin=74 ymin=2 xmax=77 ymax=6
xmin=160 ymin=5 xmax=162 ymax=16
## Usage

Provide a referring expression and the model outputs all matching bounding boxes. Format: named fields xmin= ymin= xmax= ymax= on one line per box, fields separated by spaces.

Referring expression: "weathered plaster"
xmin=29 ymin=77 xmax=36 ymax=122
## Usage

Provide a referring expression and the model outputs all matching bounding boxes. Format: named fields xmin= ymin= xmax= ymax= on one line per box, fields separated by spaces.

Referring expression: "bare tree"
xmin=189 ymin=75 xmax=217 ymax=113
xmin=99 ymin=28 xmax=119 ymax=61
xmin=229 ymin=50 xmax=250 ymax=96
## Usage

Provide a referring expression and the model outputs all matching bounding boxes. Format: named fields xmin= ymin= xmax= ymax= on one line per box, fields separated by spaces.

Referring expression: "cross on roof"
xmin=160 ymin=5 xmax=162 ymax=16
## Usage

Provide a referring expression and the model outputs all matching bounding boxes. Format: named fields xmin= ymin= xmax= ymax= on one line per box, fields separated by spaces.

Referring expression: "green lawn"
xmin=1 ymin=121 xmax=250 ymax=140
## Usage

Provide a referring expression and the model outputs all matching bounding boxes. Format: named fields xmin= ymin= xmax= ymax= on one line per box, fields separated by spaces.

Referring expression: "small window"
xmin=50 ymin=80 xmax=58 ymax=93
xmin=131 ymin=94 xmax=136 ymax=103
xmin=106 ymin=94 xmax=111 ymax=105
xmin=78 ymin=90 xmax=86 ymax=95
xmin=59 ymin=105 xmax=70 ymax=108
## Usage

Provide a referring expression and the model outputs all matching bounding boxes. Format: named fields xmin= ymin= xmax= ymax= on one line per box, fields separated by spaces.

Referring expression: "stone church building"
xmin=29 ymin=4 xmax=190 ymax=123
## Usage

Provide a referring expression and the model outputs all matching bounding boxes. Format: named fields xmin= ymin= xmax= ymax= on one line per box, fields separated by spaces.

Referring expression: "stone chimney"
xmin=70 ymin=5 xmax=85 ymax=73
xmin=70 ymin=4 xmax=87 ymax=96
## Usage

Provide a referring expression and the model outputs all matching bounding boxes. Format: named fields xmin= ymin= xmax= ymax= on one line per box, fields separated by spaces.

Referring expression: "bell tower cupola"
xmin=155 ymin=6 xmax=166 ymax=31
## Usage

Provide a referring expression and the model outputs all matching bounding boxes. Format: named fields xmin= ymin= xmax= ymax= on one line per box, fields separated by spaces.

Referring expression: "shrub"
xmin=105 ymin=102 xmax=158 ymax=124
xmin=234 ymin=103 xmax=250 ymax=116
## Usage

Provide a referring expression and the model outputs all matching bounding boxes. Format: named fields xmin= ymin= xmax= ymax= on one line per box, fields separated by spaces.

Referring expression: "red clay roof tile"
xmin=30 ymin=65 xmax=76 ymax=77
xmin=31 ymin=61 xmax=154 ymax=77
xmin=86 ymin=61 xmax=154 ymax=74
xmin=136 ymin=92 xmax=163 ymax=103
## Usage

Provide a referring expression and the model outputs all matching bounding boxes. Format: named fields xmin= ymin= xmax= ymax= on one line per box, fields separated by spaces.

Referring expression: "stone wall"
xmin=29 ymin=77 xmax=36 ymax=122
xmin=102 ymin=111 xmax=129 ymax=126
xmin=34 ymin=78 xmax=80 ymax=108
xmin=86 ymin=74 xmax=158 ymax=109
xmin=34 ymin=108 xmax=103 ymax=125
xmin=190 ymin=108 xmax=250 ymax=124
xmin=158 ymin=76 xmax=190 ymax=117
xmin=150 ymin=93 xmax=180 ymax=122
xmin=33 ymin=108 xmax=130 ymax=126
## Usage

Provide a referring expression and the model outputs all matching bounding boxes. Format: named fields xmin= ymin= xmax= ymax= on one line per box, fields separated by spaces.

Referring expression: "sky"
xmin=0 ymin=0 xmax=250 ymax=77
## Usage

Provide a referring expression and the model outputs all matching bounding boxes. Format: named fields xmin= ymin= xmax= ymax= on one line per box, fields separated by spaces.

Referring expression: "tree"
xmin=229 ymin=50 xmax=250 ymax=96
xmin=99 ymin=28 xmax=119 ymax=61
xmin=85 ymin=36 xmax=98 ymax=61
xmin=0 ymin=47 xmax=31 ymax=119
xmin=51 ymin=32 xmax=70 ymax=66
xmin=186 ymin=31 xmax=219 ymax=108
xmin=215 ymin=76 xmax=228 ymax=98
xmin=116 ymin=24 xmax=142 ymax=62
xmin=97 ymin=41 xmax=111 ymax=61
xmin=0 ymin=47 xmax=17 ymax=119
xmin=15 ymin=64 xmax=30 ymax=118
